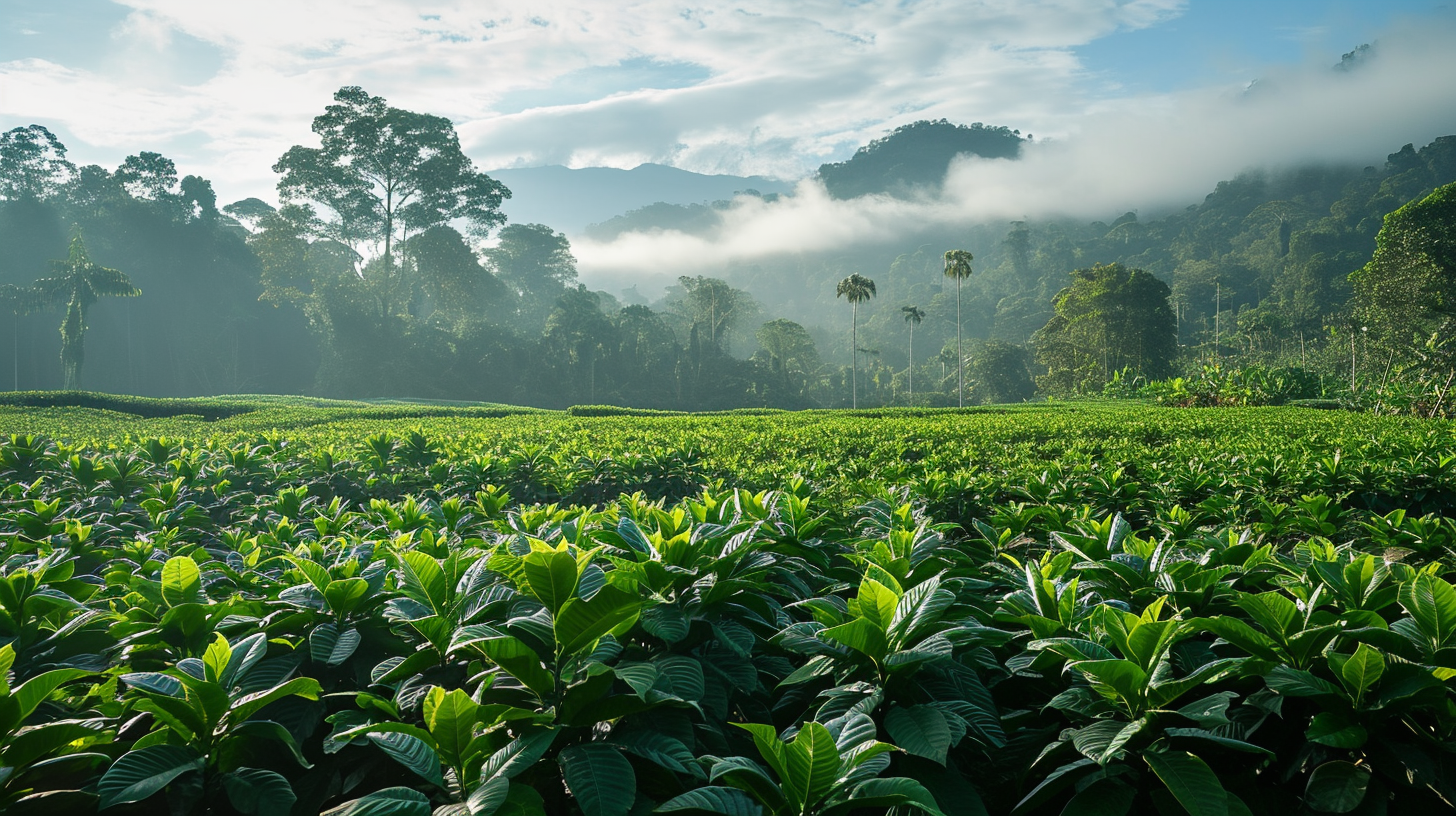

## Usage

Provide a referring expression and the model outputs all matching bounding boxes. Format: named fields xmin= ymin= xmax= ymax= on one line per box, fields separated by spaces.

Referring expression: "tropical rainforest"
xmin=2 ymin=88 xmax=1455 ymax=413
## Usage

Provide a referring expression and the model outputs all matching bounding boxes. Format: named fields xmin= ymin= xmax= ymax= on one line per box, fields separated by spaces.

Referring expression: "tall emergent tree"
xmin=273 ymin=86 xmax=510 ymax=269
xmin=1351 ymin=180 xmax=1456 ymax=363
xmin=1030 ymin=262 xmax=1175 ymax=394
xmin=901 ymin=305 xmax=925 ymax=403
xmin=32 ymin=233 xmax=140 ymax=390
xmin=943 ymin=249 xmax=974 ymax=407
xmin=836 ymin=273 xmax=877 ymax=408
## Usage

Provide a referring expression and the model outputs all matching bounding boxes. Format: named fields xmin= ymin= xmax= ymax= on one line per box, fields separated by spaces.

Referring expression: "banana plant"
xmin=101 ymin=632 xmax=321 ymax=814
xmin=658 ymin=717 xmax=946 ymax=816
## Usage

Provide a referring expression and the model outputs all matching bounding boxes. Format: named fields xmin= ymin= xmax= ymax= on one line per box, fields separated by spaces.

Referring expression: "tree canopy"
xmin=1031 ymin=262 xmax=1176 ymax=393
xmin=274 ymin=86 xmax=510 ymax=267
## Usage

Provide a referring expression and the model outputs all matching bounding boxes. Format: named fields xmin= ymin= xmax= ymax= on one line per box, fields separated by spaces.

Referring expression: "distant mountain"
xmin=485 ymin=163 xmax=795 ymax=235
xmin=816 ymin=119 xmax=1025 ymax=199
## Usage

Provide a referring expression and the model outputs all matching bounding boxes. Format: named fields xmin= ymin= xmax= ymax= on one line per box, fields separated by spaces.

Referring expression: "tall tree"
xmin=1352 ymin=181 xmax=1456 ymax=352
xmin=1030 ymin=262 xmax=1175 ymax=394
xmin=487 ymin=223 xmax=578 ymax=330
xmin=901 ymin=305 xmax=925 ymax=403
xmin=836 ymin=273 xmax=877 ymax=408
xmin=0 ymin=125 xmax=75 ymax=201
xmin=274 ymin=86 xmax=510 ymax=269
xmin=677 ymin=276 xmax=747 ymax=351
xmin=943 ymin=249 xmax=974 ymax=407
xmin=31 ymin=232 xmax=140 ymax=390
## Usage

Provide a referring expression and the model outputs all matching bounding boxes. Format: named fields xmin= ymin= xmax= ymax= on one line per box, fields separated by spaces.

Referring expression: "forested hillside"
xmin=2 ymin=91 xmax=1454 ymax=411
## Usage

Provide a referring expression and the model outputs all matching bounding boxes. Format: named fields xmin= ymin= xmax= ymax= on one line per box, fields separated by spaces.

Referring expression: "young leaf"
xmin=322 ymin=787 xmax=431 ymax=816
xmin=160 ymin=555 xmax=201 ymax=607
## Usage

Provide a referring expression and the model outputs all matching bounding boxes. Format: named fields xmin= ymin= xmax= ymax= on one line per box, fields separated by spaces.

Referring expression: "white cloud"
xmin=571 ymin=15 xmax=1456 ymax=280
xmin=1 ymin=0 xmax=1186 ymax=200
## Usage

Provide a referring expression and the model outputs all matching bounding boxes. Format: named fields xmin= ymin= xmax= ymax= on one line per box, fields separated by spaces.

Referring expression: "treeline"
xmin=3 ymin=89 xmax=1455 ymax=410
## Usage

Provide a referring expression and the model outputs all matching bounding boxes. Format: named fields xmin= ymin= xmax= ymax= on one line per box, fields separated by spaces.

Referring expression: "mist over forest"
xmin=3 ymin=38 xmax=1456 ymax=411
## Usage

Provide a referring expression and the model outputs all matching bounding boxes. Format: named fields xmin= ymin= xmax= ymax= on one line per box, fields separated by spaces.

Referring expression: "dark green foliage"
xmin=1031 ymin=263 xmax=1177 ymax=393
xmin=817 ymin=120 xmax=1024 ymax=199
xmin=3 ymin=405 xmax=1456 ymax=814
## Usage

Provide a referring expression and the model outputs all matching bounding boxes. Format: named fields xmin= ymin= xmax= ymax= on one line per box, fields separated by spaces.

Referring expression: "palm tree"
xmin=32 ymin=231 xmax=140 ymax=390
xmin=943 ymin=250 xmax=974 ymax=407
xmin=901 ymin=305 xmax=925 ymax=404
xmin=836 ymin=273 xmax=877 ymax=408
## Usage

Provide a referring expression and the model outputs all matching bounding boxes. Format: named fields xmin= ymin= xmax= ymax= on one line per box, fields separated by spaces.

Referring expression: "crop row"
xmin=1 ymin=408 xmax=1454 ymax=815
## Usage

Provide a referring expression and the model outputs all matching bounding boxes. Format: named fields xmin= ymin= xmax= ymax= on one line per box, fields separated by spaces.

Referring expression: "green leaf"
xmin=1143 ymin=751 xmax=1228 ymax=816
xmin=1304 ymin=761 xmax=1370 ymax=813
xmin=222 ymin=768 xmax=296 ymax=816
xmin=734 ymin=724 xmax=791 ymax=792
xmin=425 ymin=686 xmax=480 ymax=771
xmin=203 ymin=633 xmax=232 ymax=684
xmin=1265 ymin=665 xmax=1341 ymax=698
xmin=222 ymin=632 xmax=269 ymax=687
xmin=479 ymin=729 xmax=557 ymax=784
xmin=1073 ymin=659 xmax=1147 ymax=706
xmin=656 ymin=786 xmax=763 ymax=815
xmin=854 ymin=578 xmax=900 ymax=631
xmin=522 ymin=548 xmax=580 ymax=614
xmin=450 ymin=625 xmax=554 ymax=698
xmin=640 ymin=603 xmax=690 ymax=644
xmin=1305 ymin=713 xmax=1368 ymax=749
xmin=467 ymin=776 xmax=510 ymax=816
xmin=836 ymin=777 xmax=947 ymax=816
xmin=97 ymin=744 xmax=204 ymax=809
xmin=160 ymin=555 xmax=202 ymax=607
xmin=230 ymin=719 xmax=314 ymax=768
xmin=783 ymin=721 xmax=841 ymax=811
xmin=372 ymin=730 xmax=445 ymax=788
xmin=322 ymin=787 xmax=432 ymax=816
xmin=496 ymin=783 xmax=548 ymax=816
xmin=1060 ymin=779 xmax=1135 ymax=816
xmin=398 ymin=550 xmax=449 ymax=614
xmin=325 ymin=577 xmax=371 ymax=616
xmin=1399 ymin=574 xmax=1456 ymax=648
xmin=555 ymin=585 xmax=641 ymax=657
xmin=652 ymin=656 xmax=705 ymax=702
xmin=13 ymin=668 xmax=94 ymax=723
xmin=821 ymin=617 xmax=887 ymax=663
xmin=558 ymin=743 xmax=636 ymax=816
xmin=885 ymin=706 xmax=950 ymax=764
xmin=227 ymin=676 xmax=322 ymax=724
xmin=1336 ymin=644 xmax=1385 ymax=705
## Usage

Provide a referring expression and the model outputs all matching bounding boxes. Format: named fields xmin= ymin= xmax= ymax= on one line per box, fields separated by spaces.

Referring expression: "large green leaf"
xmin=1336 ymin=643 xmax=1385 ymax=705
xmin=522 ymin=548 xmax=580 ymax=614
xmin=450 ymin=625 xmax=554 ymax=698
xmin=833 ymin=777 xmax=947 ymax=816
xmin=656 ymin=786 xmax=763 ymax=815
xmin=1073 ymin=659 xmax=1147 ymax=706
xmin=425 ymin=686 xmax=480 ymax=771
xmin=227 ymin=676 xmax=322 ymax=724
xmin=1399 ymin=574 xmax=1456 ymax=649
xmin=1304 ymin=713 xmax=1368 ymax=749
xmin=325 ymin=578 xmax=371 ymax=616
xmin=1304 ymin=761 xmax=1370 ymax=813
xmin=398 ymin=550 xmax=449 ymax=614
xmin=97 ymin=744 xmax=204 ymax=809
xmin=821 ymin=617 xmax=887 ymax=663
xmin=558 ymin=744 xmax=636 ymax=816
xmin=322 ymin=787 xmax=432 ymax=816
xmin=371 ymin=730 xmax=445 ymax=788
xmin=479 ymin=729 xmax=558 ymax=784
xmin=222 ymin=767 xmax=297 ymax=816
xmin=160 ymin=555 xmax=202 ymax=607
xmin=1143 ymin=751 xmax=1228 ymax=816
xmin=11 ymin=668 xmax=95 ymax=726
xmin=555 ymin=585 xmax=642 ymax=656
xmin=783 ymin=721 xmax=841 ymax=811
xmin=885 ymin=706 xmax=950 ymax=764
xmin=1060 ymin=779 xmax=1136 ymax=816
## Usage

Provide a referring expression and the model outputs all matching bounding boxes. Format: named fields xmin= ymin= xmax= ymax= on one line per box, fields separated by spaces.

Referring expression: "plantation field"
xmin=2 ymin=394 xmax=1455 ymax=815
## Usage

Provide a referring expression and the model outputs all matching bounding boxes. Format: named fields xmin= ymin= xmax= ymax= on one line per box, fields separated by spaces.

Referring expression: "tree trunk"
xmin=908 ymin=322 xmax=914 ymax=404
xmin=956 ymin=278 xmax=964 ymax=408
xmin=851 ymin=301 xmax=858 ymax=409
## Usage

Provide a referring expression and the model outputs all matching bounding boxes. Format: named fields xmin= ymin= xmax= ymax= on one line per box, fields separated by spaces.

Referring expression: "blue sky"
xmin=0 ymin=0 xmax=1452 ymax=220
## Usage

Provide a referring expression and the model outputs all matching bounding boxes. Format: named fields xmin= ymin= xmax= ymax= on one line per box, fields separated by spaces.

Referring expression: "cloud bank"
xmin=572 ymin=15 xmax=1456 ymax=280
xmin=2 ymin=0 xmax=1184 ymax=199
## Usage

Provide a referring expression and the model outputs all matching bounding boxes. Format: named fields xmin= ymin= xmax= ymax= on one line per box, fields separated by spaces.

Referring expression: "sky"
xmin=2 ymin=0 xmax=1455 ymax=278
